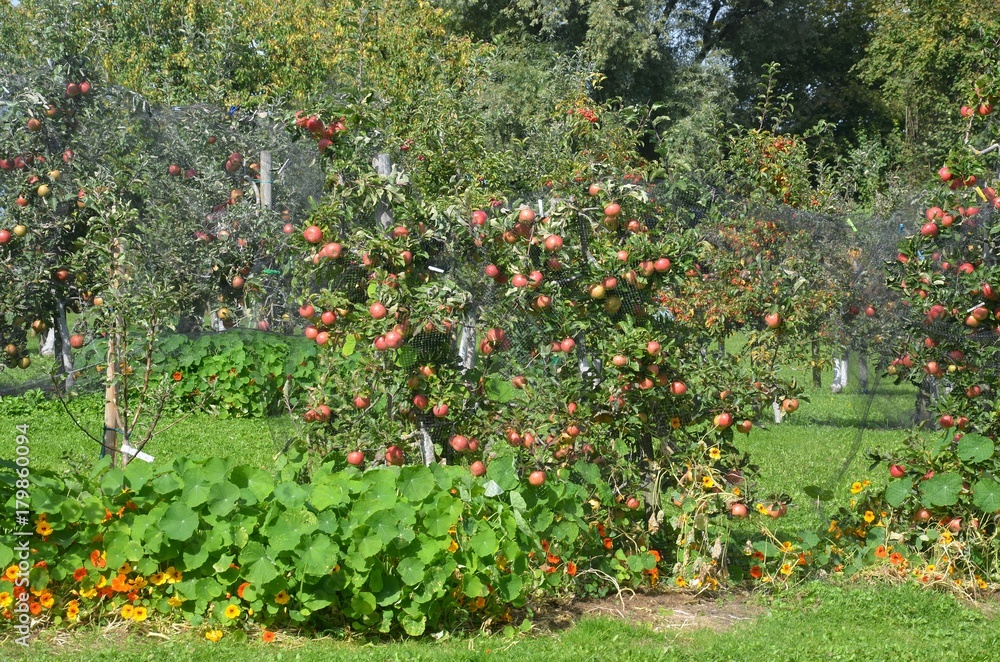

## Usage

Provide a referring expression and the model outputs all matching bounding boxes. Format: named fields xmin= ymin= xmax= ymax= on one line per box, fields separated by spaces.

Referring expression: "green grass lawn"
xmin=2 ymin=582 xmax=997 ymax=660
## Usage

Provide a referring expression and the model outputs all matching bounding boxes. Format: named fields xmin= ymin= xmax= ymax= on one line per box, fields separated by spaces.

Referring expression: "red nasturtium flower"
xmin=749 ymin=565 xmax=763 ymax=579
xmin=603 ymin=537 xmax=613 ymax=550
xmin=73 ymin=567 xmax=87 ymax=581
xmin=540 ymin=540 xmax=550 ymax=553
xmin=546 ymin=553 xmax=560 ymax=566
xmin=566 ymin=562 xmax=577 ymax=576
xmin=237 ymin=582 xmax=250 ymax=599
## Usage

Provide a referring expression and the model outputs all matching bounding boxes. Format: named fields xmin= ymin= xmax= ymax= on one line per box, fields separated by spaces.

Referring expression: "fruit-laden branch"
xmin=969 ymin=142 xmax=1000 ymax=156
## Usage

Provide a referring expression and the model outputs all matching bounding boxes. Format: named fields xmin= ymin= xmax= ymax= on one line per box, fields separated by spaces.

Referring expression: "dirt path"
xmin=533 ymin=589 xmax=762 ymax=634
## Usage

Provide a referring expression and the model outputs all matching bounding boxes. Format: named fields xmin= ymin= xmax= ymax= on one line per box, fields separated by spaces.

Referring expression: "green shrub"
xmin=160 ymin=331 xmax=319 ymax=418
xmin=0 ymin=452 xmax=657 ymax=635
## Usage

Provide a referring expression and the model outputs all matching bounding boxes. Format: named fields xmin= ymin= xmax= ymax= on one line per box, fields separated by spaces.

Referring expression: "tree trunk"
xmin=858 ymin=349 xmax=869 ymax=393
xmin=811 ymin=336 xmax=821 ymax=388
xmin=915 ymin=377 xmax=933 ymax=424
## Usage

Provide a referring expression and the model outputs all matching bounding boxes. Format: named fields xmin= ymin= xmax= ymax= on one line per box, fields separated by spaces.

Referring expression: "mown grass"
xmin=2 ymin=582 xmax=997 ymax=661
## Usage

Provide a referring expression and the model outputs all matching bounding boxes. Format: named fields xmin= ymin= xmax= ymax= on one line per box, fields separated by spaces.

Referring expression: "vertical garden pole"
xmin=260 ymin=150 xmax=272 ymax=210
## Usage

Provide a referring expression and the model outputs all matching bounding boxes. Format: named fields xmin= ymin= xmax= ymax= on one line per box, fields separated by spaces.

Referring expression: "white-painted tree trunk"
xmin=831 ymin=351 xmax=849 ymax=393
xmin=40 ymin=328 xmax=56 ymax=357
xmin=772 ymin=399 xmax=785 ymax=424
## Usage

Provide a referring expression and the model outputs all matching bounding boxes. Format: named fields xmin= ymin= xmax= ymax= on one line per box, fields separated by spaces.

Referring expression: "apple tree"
xmin=283 ymin=99 xmax=808 ymax=586
xmin=880 ymin=45 xmax=1000 ymax=582
xmin=0 ymin=57 xmax=308 ymax=465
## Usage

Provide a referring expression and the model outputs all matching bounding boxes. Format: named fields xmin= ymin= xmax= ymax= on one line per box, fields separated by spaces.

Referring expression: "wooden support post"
xmin=373 ymin=153 xmax=393 ymax=230
xmin=260 ymin=150 xmax=272 ymax=210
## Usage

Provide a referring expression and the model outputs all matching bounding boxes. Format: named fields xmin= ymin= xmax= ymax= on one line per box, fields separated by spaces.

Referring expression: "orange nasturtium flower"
xmin=29 ymin=601 xmax=42 ymax=615
xmin=565 ymin=561 xmax=577 ymax=576
xmin=237 ymin=582 xmax=250 ymax=599
xmin=749 ymin=565 xmax=763 ymax=579
xmin=4 ymin=566 xmax=19 ymax=582
xmin=262 ymin=630 xmax=276 ymax=643
xmin=90 ymin=550 xmax=106 ymax=569
xmin=66 ymin=600 xmax=80 ymax=620
xmin=649 ymin=550 xmax=661 ymax=563
xmin=111 ymin=574 xmax=130 ymax=593
xmin=603 ymin=537 xmax=613 ymax=549
xmin=73 ymin=567 xmax=88 ymax=581
xmin=173 ymin=371 xmax=183 ymax=381
xmin=39 ymin=592 xmax=54 ymax=609
xmin=875 ymin=545 xmax=889 ymax=559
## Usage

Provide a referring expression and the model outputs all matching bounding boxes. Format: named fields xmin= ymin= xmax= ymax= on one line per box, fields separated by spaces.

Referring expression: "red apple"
xmin=764 ymin=312 xmax=781 ymax=328
xmin=713 ymin=412 xmax=733 ymax=430
xmin=528 ymin=470 xmax=546 ymax=486
xmin=730 ymin=503 xmax=748 ymax=518
xmin=369 ymin=302 xmax=387 ymax=319
xmin=347 ymin=451 xmax=364 ymax=466
xmin=470 ymin=460 xmax=486 ymax=477
xmin=385 ymin=445 xmax=404 ymax=466
xmin=303 ymin=225 xmax=323 ymax=244
xmin=889 ymin=464 xmax=905 ymax=478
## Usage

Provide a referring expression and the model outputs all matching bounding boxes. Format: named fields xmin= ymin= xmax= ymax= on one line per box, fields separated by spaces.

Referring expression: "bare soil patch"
xmin=533 ymin=589 xmax=762 ymax=634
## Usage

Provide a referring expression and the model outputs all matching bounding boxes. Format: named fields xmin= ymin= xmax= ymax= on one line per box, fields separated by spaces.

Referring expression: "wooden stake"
xmin=260 ymin=150 xmax=272 ymax=210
